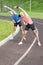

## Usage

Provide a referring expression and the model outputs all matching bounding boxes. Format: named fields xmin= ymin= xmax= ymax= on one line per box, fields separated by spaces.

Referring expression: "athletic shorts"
xmin=25 ymin=23 xmax=36 ymax=31
xmin=14 ymin=21 xmax=22 ymax=27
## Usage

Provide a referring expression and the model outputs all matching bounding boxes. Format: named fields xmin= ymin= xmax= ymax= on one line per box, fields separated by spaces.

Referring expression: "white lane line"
xmin=14 ymin=38 xmax=36 ymax=65
xmin=0 ymin=25 xmax=20 ymax=47
xmin=0 ymin=34 xmax=12 ymax=46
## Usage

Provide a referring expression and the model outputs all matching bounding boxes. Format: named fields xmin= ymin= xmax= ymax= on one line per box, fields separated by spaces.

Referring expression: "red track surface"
xmin=0 ymin=18 xmax=43 ymax=65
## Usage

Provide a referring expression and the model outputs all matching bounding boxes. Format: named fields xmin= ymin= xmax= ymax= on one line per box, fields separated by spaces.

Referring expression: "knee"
xmin=20 ymin=26 xmax=23 ymax=31
xmin=36 ymin=29 xmax=38 ymax=34
xmin=24 ymin=31 xmax=28 ymax=35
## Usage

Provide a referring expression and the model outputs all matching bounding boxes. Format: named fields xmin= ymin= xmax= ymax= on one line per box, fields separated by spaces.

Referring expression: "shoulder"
xmin=13 ymin=14 xmax=18 ymax=16
xmin=12 ymin=14 xmax=17 ymax=16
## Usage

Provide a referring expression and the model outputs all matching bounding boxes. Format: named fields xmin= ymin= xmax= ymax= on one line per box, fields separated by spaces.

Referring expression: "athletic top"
xmin=22 ymin=14 xmax=33 ymax=25
xmin=12 ymin=14 xmax=20 ymax=23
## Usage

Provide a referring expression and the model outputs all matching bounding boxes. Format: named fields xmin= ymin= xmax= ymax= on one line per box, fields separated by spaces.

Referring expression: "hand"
xmin=14 ymin=5 xmax=19 ymax=9
xmin=4 ymin=5 xmax=8 ymax=8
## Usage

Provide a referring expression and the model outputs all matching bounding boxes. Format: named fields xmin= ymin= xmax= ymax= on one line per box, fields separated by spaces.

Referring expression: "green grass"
xmin=0 ymin=19 xmax=13 ymax=41
xmin=28 ymin=12 xmax=43 ymax=19
xmin=0 ymin=12 xmax=10 ymax=16
xmin=0 ymin=0 xmax=43 ymax=12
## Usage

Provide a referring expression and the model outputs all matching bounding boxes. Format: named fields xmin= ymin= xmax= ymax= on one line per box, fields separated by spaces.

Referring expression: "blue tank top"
xmin=12 ymin=14 xmax=20 ymax=23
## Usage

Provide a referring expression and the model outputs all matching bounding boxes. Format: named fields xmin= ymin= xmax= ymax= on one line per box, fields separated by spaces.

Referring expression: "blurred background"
xmin=0 ymin=0 xmax=43 ymax=12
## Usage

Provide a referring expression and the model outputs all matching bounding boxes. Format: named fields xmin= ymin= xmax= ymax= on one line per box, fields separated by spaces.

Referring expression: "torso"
xmin=22 ymin=14 xmax=33 ymax=25
xmin=12 ymin=14 xmax=20 ymax=23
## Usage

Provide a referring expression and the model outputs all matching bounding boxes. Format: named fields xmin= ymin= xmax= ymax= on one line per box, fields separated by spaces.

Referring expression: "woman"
xmin=17 ymin=6 xmax=41 ymax=46
xmin=4 ymin=6 xmax=24 ymax=40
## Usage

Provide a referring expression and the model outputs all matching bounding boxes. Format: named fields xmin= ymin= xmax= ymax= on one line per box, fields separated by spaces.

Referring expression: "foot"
xmin=18 ymin=42 xmax=23 ymax=45
xmin=38 ymin=42 xmax=41 ymax=46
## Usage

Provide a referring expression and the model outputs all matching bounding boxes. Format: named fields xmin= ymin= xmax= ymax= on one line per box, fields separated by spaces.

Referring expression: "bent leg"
xmin=21 ymin=30 xmax=28 ymax=42
xmin=30 ymin=23 xmax=41 ymax=46
xmin=12 ymin=26 xmax=16 ymax=37
xmin=18 ymin=30 xmax=28 ymax=45
xmin=33 ymin=28 xmax=41 ymax=46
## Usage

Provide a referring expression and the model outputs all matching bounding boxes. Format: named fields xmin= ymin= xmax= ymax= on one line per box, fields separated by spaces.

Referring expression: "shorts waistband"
xmin=17 ymin=20 xmax=20 ymax=22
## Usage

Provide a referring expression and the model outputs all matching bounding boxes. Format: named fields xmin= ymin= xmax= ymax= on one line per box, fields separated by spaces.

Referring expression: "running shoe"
xmin=18 ymin=42 xmax=23 ymax=45
xmin=38 ymin=42 xmax=41 ymax=46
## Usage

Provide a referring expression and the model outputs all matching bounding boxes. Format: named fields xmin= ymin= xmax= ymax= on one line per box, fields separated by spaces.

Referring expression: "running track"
xmin=0 ymin=16 xmax=43 ymax=65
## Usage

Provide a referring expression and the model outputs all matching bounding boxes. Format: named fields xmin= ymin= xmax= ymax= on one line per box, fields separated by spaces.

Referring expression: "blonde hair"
xmin=19 ymin=12 xmax=24 ymax=16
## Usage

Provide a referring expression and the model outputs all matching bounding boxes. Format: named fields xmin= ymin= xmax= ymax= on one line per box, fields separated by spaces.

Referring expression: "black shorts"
xmin=14 ymin=21 xmax=22 ymax=27
xmin=25 ymin=23 xmax=36 ymax=31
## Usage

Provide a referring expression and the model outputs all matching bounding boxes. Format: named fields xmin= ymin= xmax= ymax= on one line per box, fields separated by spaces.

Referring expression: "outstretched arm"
xmin=19 ymin=7 xmax=29 ymax=16
xmin=4 ymin=5 xmax=17 ymax=14
xmin=14 ymin=6 xmax=28 ymax=16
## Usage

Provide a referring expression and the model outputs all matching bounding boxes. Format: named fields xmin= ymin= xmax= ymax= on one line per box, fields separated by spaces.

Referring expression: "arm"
xmin=19 ymin=7 xmax=29 ymax=16
xmin=23 ymin=21 xmax=28 ymax=25
xmin=4 ymin=5 xmax=17 ymax=14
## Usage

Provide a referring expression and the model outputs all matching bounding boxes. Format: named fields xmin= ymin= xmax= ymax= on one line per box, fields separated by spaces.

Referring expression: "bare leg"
xmin=12 ymin=26 xmax=16 ymax=37
xmin=10 ymin=26 xmax=16 ymax=40
xmin=21 ymin=30 xmax=28 ymax=42
xmin=20 ymin=26 xmax=26 ymax=40
xmin=20 ymin=26 xmax=24 ymax=34
xmin=33 ymin=28 xmax=41 ymax=46
xmin=10 ymin=26 xmax=23 ymax=40
xmin=18 ymin=30 xmax=28 ymax=45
